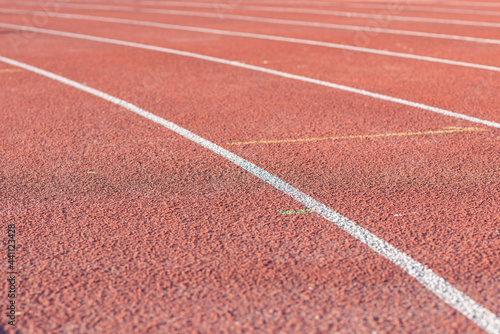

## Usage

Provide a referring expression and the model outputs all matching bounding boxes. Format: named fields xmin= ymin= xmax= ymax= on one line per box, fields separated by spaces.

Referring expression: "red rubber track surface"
xmin=77 ymin=2 xmax=500 ymax=29
xmin=2 ymin=4 xmax=500 ymax=67
xmin=6 ymin=0 xmax=500 ymax=27
xmin=0 ymin=1 xmax=499 ymax=333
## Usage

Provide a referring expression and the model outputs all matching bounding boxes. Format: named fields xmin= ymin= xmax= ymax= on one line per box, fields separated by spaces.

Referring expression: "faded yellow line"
xmin=228 ymin=126 xmax=487 ymax=146
xmin=278 ymin=209 xmax=314 ymax=215
xmin=0 ymin=68 xmax=23 ymax=73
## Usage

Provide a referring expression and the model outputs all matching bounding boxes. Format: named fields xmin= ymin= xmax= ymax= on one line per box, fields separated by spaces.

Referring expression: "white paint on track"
xmin=231 ymin=0 xmax=500 ymax=16
xmin=1 ymin=54 xmax=499 ymax=333
xmin=112 ymin=0 xmax=500 ymax=28
xmin=2 ymin=9 xmax=500 ymax=73
xmin=349 ymin=0 xmax=500 ymax=6
xmin=2 ymin=2 xmax=500 ymax=45
xmin=320 ymin=2 xmax=500 ymax=16
xmin=9 ymin=0 xmax=500 ymax=9
xmin=233 ymin=0 xmax=500 ymax=8
xmin=1 ymin=22 xmax=499 ymax=130
xmin=4 ymin=0 xmax=500 ymax=8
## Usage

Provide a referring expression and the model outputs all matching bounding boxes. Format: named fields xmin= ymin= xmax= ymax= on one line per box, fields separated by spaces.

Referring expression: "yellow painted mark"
xmin=228 ymin=126 xmax=486 ymax=146
xmin=278 ymin=209 xmax=314 ymax=215
xmin=394 ymin=212 xmax=419 ymax=217
xmin=0 ymin=68 xmax=23 ymax=73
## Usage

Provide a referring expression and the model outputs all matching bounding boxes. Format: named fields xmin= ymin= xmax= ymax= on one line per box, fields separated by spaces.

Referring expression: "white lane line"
xmin=307 ymin=2 xmax=500 ymax=16
xmin=2 ymin=22 xmax=500 ymax=130
xmin=9 ymin=0 xmax=500 ymax=9
xmin=2 ymin=2 xmax=500 ymax=45
xmin=347 ymin=0 xmax=500 ymax=6
xmin=4 ymin=0 xmax=500 ymax=16
xmin=133 ymin=0 xmax=500 ymax=16
xmin=110 ymin=0 xmax=500 ymax=28
xmin=18 ymin=0 xmax=500 ymax=9
xmin=2 ymin=9 xmax=499 ymax=73
xmin=252 ymin=0 xmax=500 ymax=7
xmin=1 ymin=55 xmax=498 ymax=334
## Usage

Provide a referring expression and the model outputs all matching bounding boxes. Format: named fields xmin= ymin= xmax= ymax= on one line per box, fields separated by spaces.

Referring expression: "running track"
xmin=0 ymin=0 xmax=499 ymax=333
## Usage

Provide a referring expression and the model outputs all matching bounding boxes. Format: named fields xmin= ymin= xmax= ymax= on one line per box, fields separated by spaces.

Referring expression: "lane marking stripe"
xmin=19 ymin=0 xmax=500 ymax=9
xmin=116 ymin=1 xmax=500 ymax=28
xmin=3 ymin=3 xmax=500 ymax=45
xmin=1 ymin=55 xmax=498 ymax=333
xmin=2 ymin=9 xmax=500 ymax=73
xmin=228 ymin=127 xmax=487 ymax=145
xmin=317 ymin=0 xmax=500 ymax=6
xmin=320 ymin=2 xmax=500 ymax=16
xmin=241 ymin=0 xmax=500 ymax=16
xmin=1 ymin=22 xmax=499 ymax=131
xmin=50 ymin=0 xmax=500 ymax=8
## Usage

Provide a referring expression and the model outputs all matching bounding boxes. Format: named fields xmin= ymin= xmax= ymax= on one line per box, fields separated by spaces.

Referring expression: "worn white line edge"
xmin=2 ymin=22 xmax=500 ymax=130
xmin=2 ymin=9 xmax=500 ymax=73
xmin=1 ymin=55 xmax=499 ymax=333
xmin=2 ymin=2 xmax=500 ymax=45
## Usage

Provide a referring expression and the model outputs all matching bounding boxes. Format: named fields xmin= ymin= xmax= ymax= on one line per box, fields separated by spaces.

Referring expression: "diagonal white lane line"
xmin=1 ymin=22 xmax=499 ymax=130
xmin=105 ymin=0 xmax=500 ymax=28
xmin=326 ymin=0 xmax=500 ymax=6
xmin=215 ymin=0 xmax=500 ymax=8
xmin=1 ymin=54 xmax=498 ymax=333
xmin=352 ymin=0 xmax=500 ymax=7
xmin=2 ymin=9 xmax=500 ymax=73
xmin=2 ymin=2 xmax=500 ymax=44
xmin=129 ymin=0 xmax=500 ymax=8
xmin=228 ymin=0 xmax=500 ymax=16
xmin=7 ymin=0 xmax=500 ymax=9
xmin=318 ymin=2 xmax=500 ymax=16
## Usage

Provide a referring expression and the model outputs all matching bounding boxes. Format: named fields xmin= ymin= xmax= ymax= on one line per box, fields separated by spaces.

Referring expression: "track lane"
xmin=1 ymin=14 xmax=498 ymax=125
xmin=3 ymin=8 xmax=500 ymax=75
xmin=247 ymin=1 xmax=500 ymax=17
xmin=1 ymin=27 xmax=498 ymax=321
xmin=9 ymin=0 xmax=500 ymax=25
xmin=8 ymin=0 xmax=500 ymax=8
xmin=79 ymin=1 xmax=500 ymax=29
xmin=1 ymin=1 xmax=499 ymax=333
xmin=3 ymin=1 xmax=500 ymax=39
xmin=2 ymin=3 xmax=500 ymax=67
xmin=0 ymin=55 xmax=492 ymax=333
